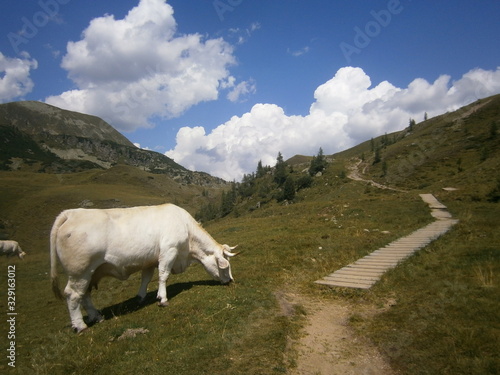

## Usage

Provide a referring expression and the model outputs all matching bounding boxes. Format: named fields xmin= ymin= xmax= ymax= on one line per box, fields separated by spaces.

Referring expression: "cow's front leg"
xmin=157 ymin=247 xmax=178 ymax=306
xmin=137 ymin=266 xmax=155 ymax=304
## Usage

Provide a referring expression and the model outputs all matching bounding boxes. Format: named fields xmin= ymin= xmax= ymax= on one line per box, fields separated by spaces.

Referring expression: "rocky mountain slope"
xmin=0 ymin=101 xmax=226 ymax=186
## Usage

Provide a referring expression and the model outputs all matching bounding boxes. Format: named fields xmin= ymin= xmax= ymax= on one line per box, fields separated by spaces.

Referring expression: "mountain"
xmin=0 ymin=101 xmax=225 ymax=186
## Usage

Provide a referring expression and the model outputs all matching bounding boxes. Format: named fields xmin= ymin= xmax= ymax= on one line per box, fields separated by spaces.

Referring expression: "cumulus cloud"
xmin=45 ymin=0 xmax=237 ymax=131
xmin=167 ymin=66 xmax=500 ymax=181
xmin=0 ymin=52 xmax=37 ymax=102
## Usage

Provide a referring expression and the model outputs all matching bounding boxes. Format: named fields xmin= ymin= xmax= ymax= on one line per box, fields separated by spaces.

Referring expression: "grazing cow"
xmin=0 ymin=240 xmax=26 ymax=259
xmin=50 ymin=203 xmax=238 ymax=333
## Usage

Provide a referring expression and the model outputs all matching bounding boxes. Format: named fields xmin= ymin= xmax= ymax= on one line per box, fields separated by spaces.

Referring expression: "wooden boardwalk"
xmin=315 ymin=194 xmax=459 ymax=289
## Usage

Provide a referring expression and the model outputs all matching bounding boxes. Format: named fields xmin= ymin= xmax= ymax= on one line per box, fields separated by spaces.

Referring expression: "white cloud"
xmin=0 ymin=52 xmax=37 ymax=102
xmin=167 ymin=66 xmax=500 ymax=181
xmin=45 ymin=0 xmax=237 ymax=131
xmin=228 ymin=22 xmax=261 ymax=45
xmin=227 ymin=79 xmax=256 ymax=102
xmin=288 ymin=46 xmax=310 ymax=57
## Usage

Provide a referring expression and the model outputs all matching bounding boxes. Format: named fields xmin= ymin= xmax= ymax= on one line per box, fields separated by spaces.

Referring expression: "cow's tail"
xmin=50 ymin=211 xmax=67 ymax=300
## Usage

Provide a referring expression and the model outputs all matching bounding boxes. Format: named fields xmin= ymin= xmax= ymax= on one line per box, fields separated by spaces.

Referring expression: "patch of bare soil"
xmin=284 ymin=293 xmax=396 ymax=375
xmin=347 ymin=158 xmax=406 ymax=193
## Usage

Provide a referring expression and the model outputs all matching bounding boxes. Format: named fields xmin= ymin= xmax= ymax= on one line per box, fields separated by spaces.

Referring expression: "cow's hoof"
xmin=88 ymin=313 xmax=104 ymax=324
xmin=136 ymin=296 xmax=147 ymax=305
xmin=73 ymin=325 xmax=88 ymax=334
xmin=157 ymin=300 xmax=169 ymax=307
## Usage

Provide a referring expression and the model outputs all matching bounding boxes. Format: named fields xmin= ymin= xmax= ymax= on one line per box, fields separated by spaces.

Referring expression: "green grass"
xmin=1 ymin=181 xmax=498 ymax=374
xmin=0 ymin=95 xmax=499 ymax=374
xmin=360 ymin=201 xmax=500 ymax=374
xmin=0 ymin=164 xmax=433 ymax=375
xmin=2 ymin=166 xmax=498 ymax=374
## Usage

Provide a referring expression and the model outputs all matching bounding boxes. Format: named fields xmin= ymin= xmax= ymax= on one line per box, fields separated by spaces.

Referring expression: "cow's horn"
xmin=224 ymin=246 xmax=241 ymax=257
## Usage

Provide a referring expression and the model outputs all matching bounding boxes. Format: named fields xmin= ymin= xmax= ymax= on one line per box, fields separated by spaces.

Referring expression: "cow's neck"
xmin=189 ymin=222 xmax=220 ymax=255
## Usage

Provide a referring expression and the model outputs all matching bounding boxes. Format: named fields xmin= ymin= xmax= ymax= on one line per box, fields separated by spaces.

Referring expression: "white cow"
xmin=0 ymin=240 xmax=26 ymax=259
xmin=50 ymin=203 xmax=238 ymax=333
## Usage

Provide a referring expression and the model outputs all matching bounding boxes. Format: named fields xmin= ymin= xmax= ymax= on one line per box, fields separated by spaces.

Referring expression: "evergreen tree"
xmin=381 ymin=133 xmax=389 ymax=148
xmin=220 ymin=183 xmax=238 ymax=217
xmin=309 ymin=147 xmax=327 ymax=176
xmin=296 ymin=174 xmax=313 ymax=190
xmin=281 ymin=176 xmax=296 ymax=201
xmin=274 ymin=152 xmax=287 ymax=186
xmin=256 ymin=160 xmax=266 ymax=178
xmin=409 ymin=118 xmax=416 ymax=131
xmin=373 ymin=146 xmax=381 ymax=164
xmin=239 ymin=172 xmax=256 ymax=198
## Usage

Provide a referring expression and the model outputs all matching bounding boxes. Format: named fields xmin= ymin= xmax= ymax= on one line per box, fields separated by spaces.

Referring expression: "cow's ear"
xmin=217 ymin=257 xmax=229 ymax=269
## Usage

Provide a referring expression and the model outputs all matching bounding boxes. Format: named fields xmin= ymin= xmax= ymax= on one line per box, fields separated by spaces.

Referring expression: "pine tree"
xmin=309 ymin=147 xmax=327 ymax=176
xmin=274 ymin=152 xmax=287 ymax=186
xmin=281 ymin=176 xmax=296 ymax=201
xmin=256 ymin=160 xmax=266 ymax=178
xmin=373 ymin=146 xmax=381 ymax=164
xmin=409 ymin=118 xmax=416 ymax=131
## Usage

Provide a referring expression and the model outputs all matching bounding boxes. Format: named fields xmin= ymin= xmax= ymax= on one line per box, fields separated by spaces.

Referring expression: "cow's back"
xmin=54 ymin=204 xmax=192 ymax=273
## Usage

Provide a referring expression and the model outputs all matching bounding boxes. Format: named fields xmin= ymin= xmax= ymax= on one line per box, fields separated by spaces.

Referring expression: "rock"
xmin=112 ymin=327 xmax=149 ymax=341
xmin=79 ymin=199 xmax=94 ymax=208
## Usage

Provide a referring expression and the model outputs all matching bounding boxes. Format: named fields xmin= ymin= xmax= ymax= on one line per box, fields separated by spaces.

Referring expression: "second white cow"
xmin=0 ymin=240 xmax=26 ymax=259
xmin=50 ymin=203 xmax=238 ymax=332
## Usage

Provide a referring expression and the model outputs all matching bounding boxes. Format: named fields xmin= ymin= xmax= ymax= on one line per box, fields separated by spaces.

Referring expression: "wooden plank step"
xmin=333 ymin=268 xmax=386 ymax=276
xmin=345 ymin=264 xmax=391 ymax=270
xmin=323 ymin=273 xmax=380 ymax=282
xmin=354 ymin=258 xmax=400 ymax=264
xmin=315 ymin=279 xmax=373 ymax=289
xmin=379 ymin=248 xmax=422 ymax=252
xmin=372 ymin=252 xmax=414 ymax=257
xmin=419 ymin=193 xmax=448 ymax=209
xmin=365 ymin=255 xmax=410 ymax=261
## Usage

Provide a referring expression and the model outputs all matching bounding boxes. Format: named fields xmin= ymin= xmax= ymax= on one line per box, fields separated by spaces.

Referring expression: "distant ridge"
xmin=0 ymin=101 xmax=134 ymax=147
xmin=0 ymin=101 xmax=226 ymax=186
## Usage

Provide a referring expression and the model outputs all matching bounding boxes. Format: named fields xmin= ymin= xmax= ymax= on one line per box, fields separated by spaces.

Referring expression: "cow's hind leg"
xmin=137 ymin=266 xmax=155 ymax=304
xmin=64 ymin=277 xmax=89 ymax=333
xmin=81 ymin=291 xmax=104 ymax=325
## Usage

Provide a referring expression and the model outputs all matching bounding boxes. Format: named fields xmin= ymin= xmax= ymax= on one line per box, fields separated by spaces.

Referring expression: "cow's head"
xmin=202 ymin=245 xmax=239 ymax=284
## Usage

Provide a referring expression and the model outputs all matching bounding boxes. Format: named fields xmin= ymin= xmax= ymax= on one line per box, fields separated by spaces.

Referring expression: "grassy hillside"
xmin=334 ymin=95 xmax=500 ymax=197
xmin=0 ymin=96 xmax=498 ymax=374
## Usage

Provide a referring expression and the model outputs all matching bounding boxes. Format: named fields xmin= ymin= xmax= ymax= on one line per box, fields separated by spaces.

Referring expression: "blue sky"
xmin=1 ymin=0 xmax=500 ymax=180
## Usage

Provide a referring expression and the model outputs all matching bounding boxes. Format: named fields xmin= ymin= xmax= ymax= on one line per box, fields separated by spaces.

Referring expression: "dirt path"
xmin=347 ymin=159 xmax=407 ymax=193
xmin=286 ymin=294 xmax=396 ymax=375
xmin=285 ymin=159 xmax=408 ymax=374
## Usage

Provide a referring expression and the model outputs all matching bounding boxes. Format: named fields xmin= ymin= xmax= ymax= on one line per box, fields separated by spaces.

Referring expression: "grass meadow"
xmin=1 ymin=103 xmax=499 ymax=375
xmin=1 ymin=167 xmax=497 ymax=374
